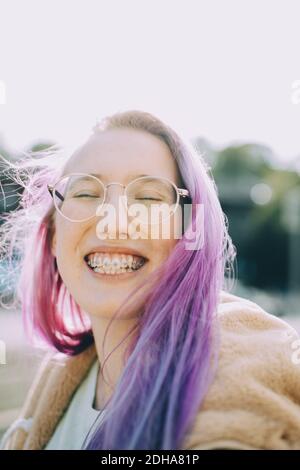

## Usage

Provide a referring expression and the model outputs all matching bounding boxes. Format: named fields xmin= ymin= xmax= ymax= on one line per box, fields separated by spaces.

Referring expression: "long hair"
xmin=0 ymin=110 xmax=236 ymax=449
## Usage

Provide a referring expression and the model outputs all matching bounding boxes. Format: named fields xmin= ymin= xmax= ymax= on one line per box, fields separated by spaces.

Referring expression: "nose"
xmin=104 ymin=182 xmax=126 ymax=209
xmin=96 ymin=182 xmax=129 ymax=239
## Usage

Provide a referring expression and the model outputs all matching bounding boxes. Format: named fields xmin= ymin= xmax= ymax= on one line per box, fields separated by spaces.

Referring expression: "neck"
xmin=89 ymin=314 xmax=138 ymax=410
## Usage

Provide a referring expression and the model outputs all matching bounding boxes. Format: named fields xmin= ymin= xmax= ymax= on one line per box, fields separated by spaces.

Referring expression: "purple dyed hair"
xmin=0 ymin=110 xmax=236 ymax=449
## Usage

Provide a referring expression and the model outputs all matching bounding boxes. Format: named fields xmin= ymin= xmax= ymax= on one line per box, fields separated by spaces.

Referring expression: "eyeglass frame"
xmin=47 ymin=172 xmax=190 ymax=223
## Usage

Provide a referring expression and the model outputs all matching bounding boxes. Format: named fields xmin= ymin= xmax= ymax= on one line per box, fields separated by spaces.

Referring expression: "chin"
xmin=79 ymin=294 xmax=136 ymax=320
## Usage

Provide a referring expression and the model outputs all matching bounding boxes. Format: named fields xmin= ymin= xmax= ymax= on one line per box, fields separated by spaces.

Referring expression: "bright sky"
xmin=0 ymin=0 xmax=299 ymax=165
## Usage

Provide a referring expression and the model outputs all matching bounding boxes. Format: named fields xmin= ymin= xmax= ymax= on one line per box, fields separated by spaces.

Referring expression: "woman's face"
xmin=51 ymin=128 xmax=182 ymax=319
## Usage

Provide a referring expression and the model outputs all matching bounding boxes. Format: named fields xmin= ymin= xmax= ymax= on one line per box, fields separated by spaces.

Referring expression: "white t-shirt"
xmin=45 ymin=359 xmax=106 ymax=450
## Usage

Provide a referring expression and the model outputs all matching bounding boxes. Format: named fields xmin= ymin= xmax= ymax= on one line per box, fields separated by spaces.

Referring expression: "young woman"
xmin=1 ymin=110 xmax=300 ymax=450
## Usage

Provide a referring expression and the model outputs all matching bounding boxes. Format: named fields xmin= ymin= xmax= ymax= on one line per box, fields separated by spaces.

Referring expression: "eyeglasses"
xmin=47 ymin=172 xmax=190 ymax=223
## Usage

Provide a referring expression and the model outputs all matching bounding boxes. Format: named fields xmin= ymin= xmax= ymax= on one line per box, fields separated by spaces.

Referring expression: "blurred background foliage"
xmin=193 ymin=137 xmax=300 ymax=316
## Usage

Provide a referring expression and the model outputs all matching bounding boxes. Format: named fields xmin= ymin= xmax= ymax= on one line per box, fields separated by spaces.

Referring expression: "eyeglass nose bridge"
xmin=102 ymin=181 xmax=128 ymax=207
xmin=105 ymin=182 xmax=126 ymax=190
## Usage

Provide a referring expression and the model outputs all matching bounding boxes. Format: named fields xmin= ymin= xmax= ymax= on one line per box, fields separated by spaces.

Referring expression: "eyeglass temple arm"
xmin=178 ymin=188 xmax=190 ymax=198
xmin=47 ymin=184 xmax=64 ymax=202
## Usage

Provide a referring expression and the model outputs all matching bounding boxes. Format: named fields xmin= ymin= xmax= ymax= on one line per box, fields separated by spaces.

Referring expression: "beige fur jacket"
xmin=2 ymin=291 xmax=300 ymax=450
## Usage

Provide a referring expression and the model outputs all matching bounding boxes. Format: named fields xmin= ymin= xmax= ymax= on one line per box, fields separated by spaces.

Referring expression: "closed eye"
xmin=73 ymin=194 xmax=99 ymax=198
xmin=135 ymin=197 xmax=163 ymax=201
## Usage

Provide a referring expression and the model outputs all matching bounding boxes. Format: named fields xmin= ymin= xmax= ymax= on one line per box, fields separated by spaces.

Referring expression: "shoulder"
xmin=184 ymin=290 xmax=300 ymax=450
xmin=217 ymin=289 xmax=297 ymax=338
xmin=2 ymin=343 xmax=97 ymax=450
xmin=216 ymin=289 xmax=300 ymax=378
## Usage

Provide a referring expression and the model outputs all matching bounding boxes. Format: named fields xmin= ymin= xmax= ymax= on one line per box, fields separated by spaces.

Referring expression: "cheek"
xmin=54 ymin=223 xmax=83 ymax=280
xmin=149 ymin=237 xmax=178 ymax=267
xmin=139 ymin=209 xmax=183 ymax=240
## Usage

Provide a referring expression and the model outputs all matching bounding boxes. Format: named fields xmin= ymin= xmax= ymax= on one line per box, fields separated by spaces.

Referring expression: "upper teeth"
xmin=86 ymin=253 xmax=145 ymax=273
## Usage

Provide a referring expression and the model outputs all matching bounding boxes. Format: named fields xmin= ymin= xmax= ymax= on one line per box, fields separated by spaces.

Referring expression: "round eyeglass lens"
xmin=126 ymin=177 xmax=178 ymax=224
xmin=53 ymin=174 xmax=105 ymax=221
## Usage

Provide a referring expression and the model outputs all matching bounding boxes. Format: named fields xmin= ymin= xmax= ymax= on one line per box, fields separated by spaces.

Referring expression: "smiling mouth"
xmin=83 ymin=252 xmax=148 ymax=276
